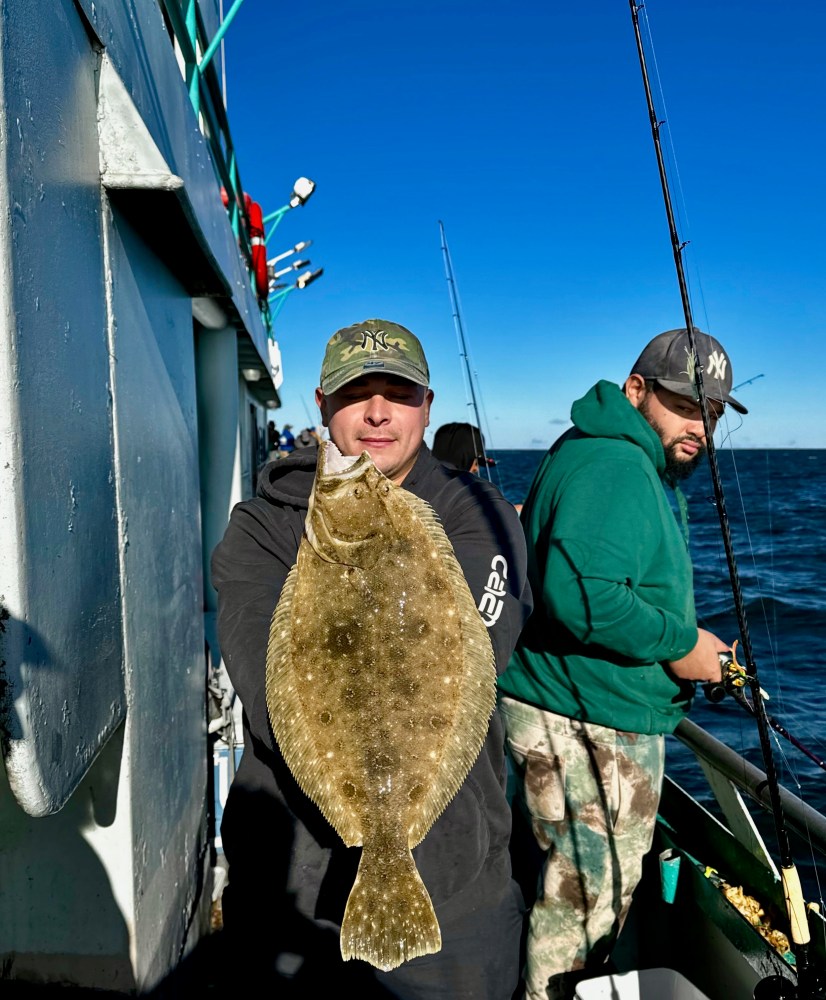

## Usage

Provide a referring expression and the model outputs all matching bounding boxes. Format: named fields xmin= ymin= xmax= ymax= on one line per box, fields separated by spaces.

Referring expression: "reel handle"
xmin=702 ymin=649 xmax=742 ymax=704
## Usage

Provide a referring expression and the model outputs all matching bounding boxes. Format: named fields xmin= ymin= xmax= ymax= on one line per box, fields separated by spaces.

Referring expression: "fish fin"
xmin=398 ymin=493 xmax=498 ymax=847
xmin=340 ymin=836 xmax=441 ymax=970
xmin=266 ymin=556 xmax=364 ymax=847
xmin=265 ymin=560 xmax=302 ymax=754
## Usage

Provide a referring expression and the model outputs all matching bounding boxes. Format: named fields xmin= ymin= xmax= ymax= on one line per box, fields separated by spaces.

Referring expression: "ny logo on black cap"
xmin=706 ymin=350 xmax=728 ymax=380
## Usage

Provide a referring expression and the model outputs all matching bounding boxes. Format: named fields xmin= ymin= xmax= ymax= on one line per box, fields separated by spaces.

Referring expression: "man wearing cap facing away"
xmin=498 ymin=328 xmax=747 ymax=1000
xmin=211 ymin=319 xmax=533 ymax=998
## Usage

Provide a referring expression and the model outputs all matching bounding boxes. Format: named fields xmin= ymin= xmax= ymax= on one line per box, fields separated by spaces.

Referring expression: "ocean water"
xmin=488 ymin=447 xmax=826 ymax=894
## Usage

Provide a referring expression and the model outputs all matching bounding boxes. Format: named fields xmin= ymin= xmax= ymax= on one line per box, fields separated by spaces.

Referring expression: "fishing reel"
xmin=702 ymin=642 xmax=749 ymax=704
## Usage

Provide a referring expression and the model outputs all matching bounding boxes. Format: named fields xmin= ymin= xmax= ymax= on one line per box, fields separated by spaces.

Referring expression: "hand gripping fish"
xmin=265 ymin=441 xmax=497 ymax=971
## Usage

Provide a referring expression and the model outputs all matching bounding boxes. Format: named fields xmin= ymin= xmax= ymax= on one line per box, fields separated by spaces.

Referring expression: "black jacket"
xmin=211 ymin=444 xmax=532 ymax=925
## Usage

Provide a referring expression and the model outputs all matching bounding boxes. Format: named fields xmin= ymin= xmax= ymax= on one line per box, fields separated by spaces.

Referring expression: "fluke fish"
xmin=265 ymin=441 xmax=497 ymax=971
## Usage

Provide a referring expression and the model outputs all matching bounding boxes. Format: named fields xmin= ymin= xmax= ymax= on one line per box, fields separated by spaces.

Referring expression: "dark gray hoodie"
xmin=211 ymin=443 xmax=532 ymax=929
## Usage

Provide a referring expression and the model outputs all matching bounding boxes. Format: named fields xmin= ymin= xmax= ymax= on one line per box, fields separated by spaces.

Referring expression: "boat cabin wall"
xmin=0 ymin=0 xmax=273 ymax=991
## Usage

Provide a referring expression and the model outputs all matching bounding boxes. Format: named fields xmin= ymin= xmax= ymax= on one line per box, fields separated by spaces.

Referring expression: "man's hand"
xmin=668 ymin=628 xmax=729 ymax=682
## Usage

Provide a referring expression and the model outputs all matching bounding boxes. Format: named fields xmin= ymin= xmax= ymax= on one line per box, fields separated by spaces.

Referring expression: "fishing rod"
xmin=438 ymin=220 xmax=495 ymax=481
xmin=735 ymin=374 xmax=765 ymax=391
xmin=629 ymin=4 xmax=824 ymax=995
xmin=704 ymin=647 xmax=826 ymax=774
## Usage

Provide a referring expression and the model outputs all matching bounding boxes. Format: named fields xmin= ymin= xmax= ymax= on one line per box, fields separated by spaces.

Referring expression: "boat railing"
xmin=159 ymin=1 xmax=255 ymax=290
xmin=674 ymin=717 xmax=826 ymax=861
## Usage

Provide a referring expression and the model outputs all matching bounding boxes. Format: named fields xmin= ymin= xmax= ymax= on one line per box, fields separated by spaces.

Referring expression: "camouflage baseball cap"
xmin=631 ymin=327 xmax=748 ymax=414
xmin=319 ymin=319 xmax=430 ymax=395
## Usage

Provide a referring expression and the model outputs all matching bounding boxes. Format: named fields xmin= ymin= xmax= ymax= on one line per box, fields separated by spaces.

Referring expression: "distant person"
xmin=267 ymin=420 xmax=278 ymax=460
xmin=278 ymin=424 xmax=295 ymax=458
xmin=293 ymin=426 xmax=321 ymax=450
xmin=432 ymin=421 xmax=494 ymax=474
xmin=432 ymin=423 xmax=523 ymax=512
xmin=499 ymin=328 xmax=745 ymax=999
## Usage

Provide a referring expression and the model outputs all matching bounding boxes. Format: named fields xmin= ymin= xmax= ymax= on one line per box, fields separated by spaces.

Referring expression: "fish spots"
xmin=265 ymin=442 xmax=498 ymax=970
xmin=408 ymin=617 xmax=429 ymax=638
xmin=424 ymin=571 xmax=447 ymax=592
xmin=391 ymin=538 xmax=415 ymax=559
xmin=393 ymin=676 xmax=420 ymax=698
xmin=326 ymin=620 xmax=360 ymax=655
xmin=373 ymin=637 xmax=407 ymax=668
xmin=368 ymin=747 xmax=399 ymax=772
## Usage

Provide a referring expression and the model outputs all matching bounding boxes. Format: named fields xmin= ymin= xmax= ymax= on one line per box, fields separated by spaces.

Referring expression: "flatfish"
xmin=265 ymin=441 xmax=496 ymax=971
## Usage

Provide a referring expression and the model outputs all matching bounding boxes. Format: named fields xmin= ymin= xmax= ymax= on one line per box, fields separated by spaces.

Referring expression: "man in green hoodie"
xmin=498 ymin=328 xmax=748 ymax=1000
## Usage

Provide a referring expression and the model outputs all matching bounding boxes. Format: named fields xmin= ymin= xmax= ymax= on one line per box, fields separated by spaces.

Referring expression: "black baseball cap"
xmin=630 ymin=328 xmax=748 ymax=415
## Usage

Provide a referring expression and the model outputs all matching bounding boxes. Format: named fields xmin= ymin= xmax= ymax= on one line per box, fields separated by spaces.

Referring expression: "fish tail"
xmin=340 ymin=841 xmax=441 ymax=971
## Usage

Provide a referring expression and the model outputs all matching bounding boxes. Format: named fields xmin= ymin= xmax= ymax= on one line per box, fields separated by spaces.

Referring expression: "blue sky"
xmin=222 ymin=0 xmax=825 ymax=450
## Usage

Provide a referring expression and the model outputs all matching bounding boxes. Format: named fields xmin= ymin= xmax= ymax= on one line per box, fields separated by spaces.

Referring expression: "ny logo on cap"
xmin=359 ymin=329 xmax=390 ymax=352
xmin=706 ymin=350 xmax=728 ymax=380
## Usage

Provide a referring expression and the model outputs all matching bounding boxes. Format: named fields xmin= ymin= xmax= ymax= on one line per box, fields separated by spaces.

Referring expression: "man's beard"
xmin=664 ymin=439 xmax=706 ymax=480
xmin=639 ymin=397 xmax=706 ymax=481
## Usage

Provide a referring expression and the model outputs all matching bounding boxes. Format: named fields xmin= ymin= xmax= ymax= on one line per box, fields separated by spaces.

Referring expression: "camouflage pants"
xmin=498 ymin=697 xmax=664 ymax=1000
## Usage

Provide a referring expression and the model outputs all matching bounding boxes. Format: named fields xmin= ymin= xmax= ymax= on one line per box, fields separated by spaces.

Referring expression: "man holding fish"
xmin=211 ymin=319 xmax=533 ymax=998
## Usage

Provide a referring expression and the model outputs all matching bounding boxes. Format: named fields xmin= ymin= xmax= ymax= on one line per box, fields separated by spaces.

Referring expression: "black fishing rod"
xmin=704 ymin=648 xmax=826 ymax=774
xmin=438 ymin=220 xmax=494 ymax=480
xmin=629 ymin=4 xmax=824 ymax=996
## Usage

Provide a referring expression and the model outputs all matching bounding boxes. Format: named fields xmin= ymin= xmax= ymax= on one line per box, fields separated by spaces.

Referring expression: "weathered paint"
xmin=0 ymin=0 xmax=275 ymax=990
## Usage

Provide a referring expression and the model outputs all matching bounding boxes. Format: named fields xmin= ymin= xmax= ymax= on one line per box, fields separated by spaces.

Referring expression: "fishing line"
xmin=630 ymin=3 xmax=824 ymax=991
xmin=706 ymin=447 xmax=826 ymax=771
xmin=640 ymin=3 xmax=721 ymax=369
xmin=723 ymin=446 xmax=784 ymax=687
xmin=708 ymin=435 xmax=826 ymax=780
xmin=766 ymin=726 xmax=826 ymax=927
xmin=768 ymin=733 xmax=826 ymax=920
xmin=638 ymin=10 xmax=691 ymax=240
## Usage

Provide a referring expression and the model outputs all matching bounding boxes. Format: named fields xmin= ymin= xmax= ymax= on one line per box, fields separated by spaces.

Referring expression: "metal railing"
xmin=674 ymin=717 xmax=826 ymax=858
xmin=159 ymin=0 xmax=258 ymax=307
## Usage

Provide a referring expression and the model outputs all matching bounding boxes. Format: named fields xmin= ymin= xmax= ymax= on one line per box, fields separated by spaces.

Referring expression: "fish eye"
xmin=353 ymin=486 xmax=363 ymax=498
xmin=381 ymin=484 xmax=391 ymax=495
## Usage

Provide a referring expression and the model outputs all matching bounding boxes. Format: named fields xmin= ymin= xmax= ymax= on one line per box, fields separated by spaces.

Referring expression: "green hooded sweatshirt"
xmin=499 ymin=380 xmax=698 ymax=734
